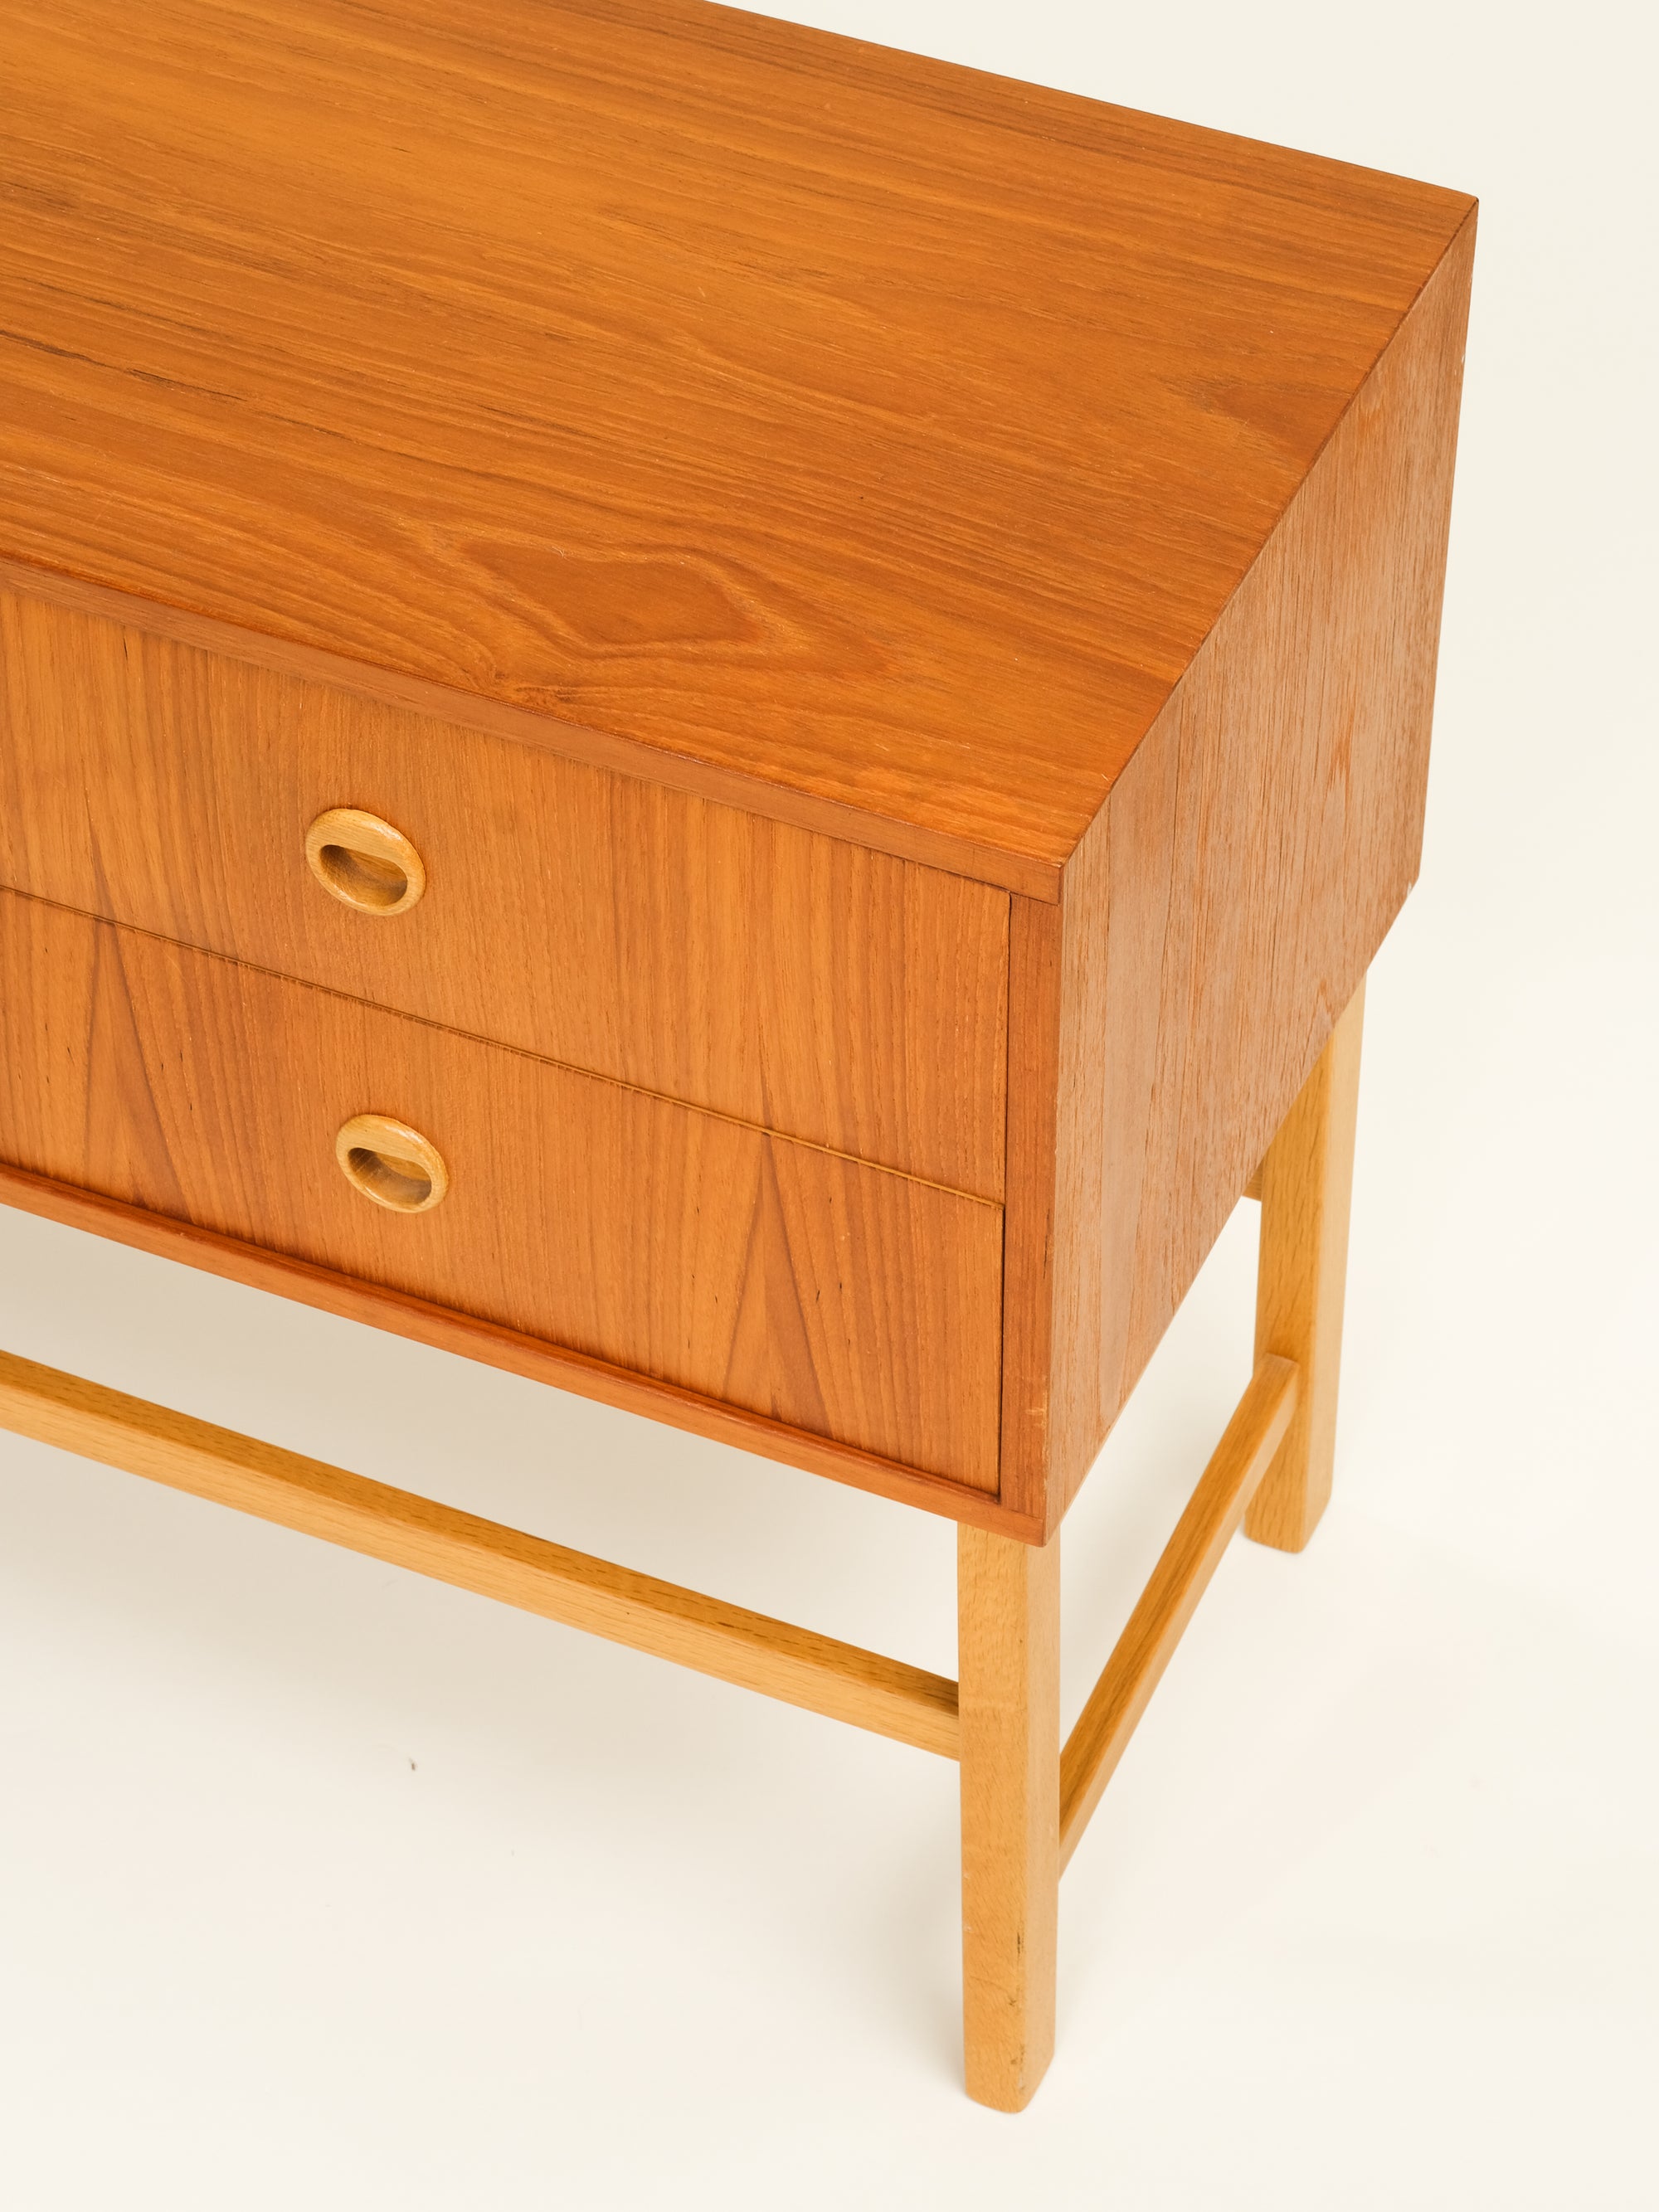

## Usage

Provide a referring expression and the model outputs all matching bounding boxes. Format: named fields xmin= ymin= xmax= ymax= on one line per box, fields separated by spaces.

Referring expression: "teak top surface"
xmin=0 ymin=0 xmax=1473 ymax=888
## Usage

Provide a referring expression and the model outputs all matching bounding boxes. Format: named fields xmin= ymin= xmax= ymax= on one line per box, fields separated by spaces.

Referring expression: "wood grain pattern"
xmin=0 ymin=888 xmax=1003 ymax=1485
xmin=1015 ymin=209 xmax=1475 ymax=1526
xmin=0 ymin=4 xmax=1481 ymax=2117
xmin=958 ymin=1524 xmax=1060 ymax=2110
xmin=1247 ymin=985 xmax=1365 ymax=1552
xmin=0 ymin=585 xmax=1009 ymax=1197
xmin=0 ymin=554 xmax=1062 ymax=904
xmin=0 ymin=1156 xmax=1044 ymax=1538
xmin=0 ymin=1341 xmax=961 ymax=1755
xmin=1058 ymin=1355 xmax=1298 ymax=1869
xmin=0 ymin=0 xmax=1472 ymax=881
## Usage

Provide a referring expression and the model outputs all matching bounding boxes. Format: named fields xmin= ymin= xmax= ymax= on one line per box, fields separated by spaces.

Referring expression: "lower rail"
xmin=0 ymin=1347 xmax=961 ymax=1758
xmin=0 ymin=1343 xmax=1302 ymax=1815
xmin=1058 ymin=1355 xmax=1300 ymax=1869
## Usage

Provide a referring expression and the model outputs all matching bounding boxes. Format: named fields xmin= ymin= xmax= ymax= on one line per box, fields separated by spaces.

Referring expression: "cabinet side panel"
xmin=1048 ymin=211 xmax=1476 ymax=1517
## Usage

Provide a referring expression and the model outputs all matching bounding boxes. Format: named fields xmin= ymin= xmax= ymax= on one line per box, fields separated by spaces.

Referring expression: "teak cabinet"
xmin=0 ymin=0 xmax=1474 ymax=2109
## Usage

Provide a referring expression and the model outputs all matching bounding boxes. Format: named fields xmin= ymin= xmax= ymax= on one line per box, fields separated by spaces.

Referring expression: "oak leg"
xmin=1246 ymin=980 xmax=1366 ymax=1553
xmin=957 ymin=1524 xmax=1060 ymax=2111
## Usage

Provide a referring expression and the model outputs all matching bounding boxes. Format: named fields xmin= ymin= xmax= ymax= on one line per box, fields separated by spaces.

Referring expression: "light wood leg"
xmin=1246 ymin=980 xmax=1366 ymax=1552
xmin=957 ymin=1524 xmax=1060 ymax=2111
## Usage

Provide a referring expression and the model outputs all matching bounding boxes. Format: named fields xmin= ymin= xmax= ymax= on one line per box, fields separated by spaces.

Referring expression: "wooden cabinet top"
xmin=0 ymin=0 xmax=1473 ymax=896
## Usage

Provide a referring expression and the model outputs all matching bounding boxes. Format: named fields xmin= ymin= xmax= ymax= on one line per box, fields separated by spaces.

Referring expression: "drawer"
xmin=0 ymin=584 xmax=1009 ymax=1198
xmin=0 ymin=888 xmax=1002 ymax=1486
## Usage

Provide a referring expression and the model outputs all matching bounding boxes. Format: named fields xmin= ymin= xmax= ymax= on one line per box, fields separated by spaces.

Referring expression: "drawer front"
xmin=0 ymin=586 xmax=1009 ymax=1198
xmin=0 ymin=889 xmax=1002 ymax=1487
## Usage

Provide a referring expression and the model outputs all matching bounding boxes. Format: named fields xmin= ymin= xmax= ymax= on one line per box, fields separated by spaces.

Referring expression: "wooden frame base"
xmin=0 ymin=989 xmax=1363 ymax=2110
xmin=0 ymin=1345 xmax=961 ymax=1756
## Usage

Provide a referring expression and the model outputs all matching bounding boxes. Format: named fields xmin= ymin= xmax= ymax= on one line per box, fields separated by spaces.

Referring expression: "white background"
xmin=2 ymin=2 xmax=1655 ymax=2204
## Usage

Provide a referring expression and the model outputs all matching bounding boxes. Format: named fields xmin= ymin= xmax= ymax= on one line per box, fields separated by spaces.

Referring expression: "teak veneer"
xmin=0 ymin=887 xmax=1005 ymax=1484
xmin=0 ymin=0 xmax=1474 ymax=2111
xmin=0 ymin=581 xmax=1011 ymax=1195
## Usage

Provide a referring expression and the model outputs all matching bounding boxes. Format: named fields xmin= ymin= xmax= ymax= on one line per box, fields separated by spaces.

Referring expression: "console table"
xmin=0 ymin=0 xmax=1474 ymax=2108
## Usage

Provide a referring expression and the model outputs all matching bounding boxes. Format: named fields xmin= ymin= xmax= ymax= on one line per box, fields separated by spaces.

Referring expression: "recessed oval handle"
xmin=305 ymin=808 xmax=426 ymax=916
xmin=334 ymin=1114 xmax=449 ymax=1213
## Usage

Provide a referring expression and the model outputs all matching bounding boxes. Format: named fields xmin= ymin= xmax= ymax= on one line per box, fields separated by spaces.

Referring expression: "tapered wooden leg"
xmin=1246 ymin=980 xmax=1366 ymax=1553
xmin=957 ymin=1524 xmax=1060 ymax=2111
